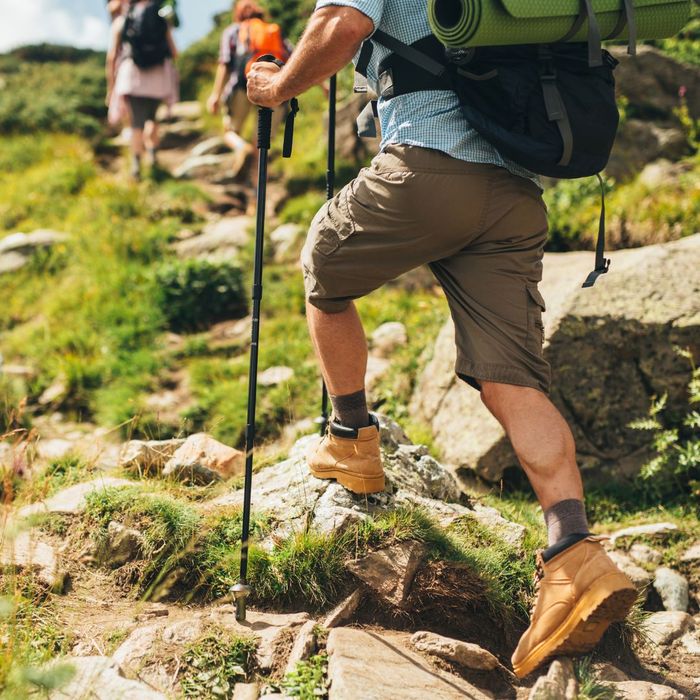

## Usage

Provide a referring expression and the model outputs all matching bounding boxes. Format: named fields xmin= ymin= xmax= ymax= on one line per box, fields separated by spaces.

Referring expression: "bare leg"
xmin=480 ymin=382 xmax=583 ymax=511
xmin=306 ymin=302 xmax=368 ymax=396
xmin=131 ymin=127 xmax=145 ymax=157
xmin=143 ymin=120 xmax=159 ymax=150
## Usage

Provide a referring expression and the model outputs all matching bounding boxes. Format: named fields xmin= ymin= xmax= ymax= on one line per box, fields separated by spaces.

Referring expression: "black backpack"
xmin=123 ymin=0 xmax=171 ymax=69
xmin=356 ymin=27 xmax=629 ymax=287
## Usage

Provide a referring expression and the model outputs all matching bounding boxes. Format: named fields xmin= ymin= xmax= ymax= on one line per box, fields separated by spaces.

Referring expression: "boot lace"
xmin=530 ymin=552 xmax=545 ymax=613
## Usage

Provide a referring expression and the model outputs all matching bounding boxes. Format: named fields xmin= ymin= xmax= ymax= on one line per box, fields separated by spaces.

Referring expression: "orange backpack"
xmin=239 ymin=18 xmax=288 ymax=78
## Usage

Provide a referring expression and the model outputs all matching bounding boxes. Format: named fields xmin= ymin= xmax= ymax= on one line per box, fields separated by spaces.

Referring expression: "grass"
xmin=282 ymin=654 xmax=329 ymax=700
xmin=180 ymin=627 xmax=258 ymax=699
xmin=575 ymin=657 xmax=617 ymax=700
xmin=0 ymin=578 xmax=74 ymax=698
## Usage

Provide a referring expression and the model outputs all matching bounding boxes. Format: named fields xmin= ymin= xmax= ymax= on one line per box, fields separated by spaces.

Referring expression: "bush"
xmin=630 ymin=349 xmax=700 ymax=503
xmin=155 ymin=259 xmax=248 ymax=333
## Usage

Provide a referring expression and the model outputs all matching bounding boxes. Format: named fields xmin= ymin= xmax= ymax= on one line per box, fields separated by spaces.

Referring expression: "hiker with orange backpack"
xmin=208 ymin=0 xmax=292 ymax=181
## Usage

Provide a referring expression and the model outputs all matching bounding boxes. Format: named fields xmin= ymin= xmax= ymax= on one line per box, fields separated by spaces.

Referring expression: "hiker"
xmin=207 ymin=0 xmax=292 ymax=180
xmin=247 ymin=0 xmax=637 ymax=680
xmin=106 ymin=0 xmax=180 ymax=180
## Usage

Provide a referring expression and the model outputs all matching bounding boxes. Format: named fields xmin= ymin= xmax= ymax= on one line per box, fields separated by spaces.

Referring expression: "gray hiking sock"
xmin=543 ymin=499 xmax=590 ymax=547
xmin=130 ymin=154 xmax=141 ymax=180
xmin=330 ymin=389 xmax=370 ymax=430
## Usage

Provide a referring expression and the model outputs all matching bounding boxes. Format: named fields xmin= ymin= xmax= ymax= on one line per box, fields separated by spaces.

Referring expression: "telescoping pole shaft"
xmin=320 ymin=74 xmax=337 ymax=435
xmin=234 ymin=106 xmax=273 ymax=623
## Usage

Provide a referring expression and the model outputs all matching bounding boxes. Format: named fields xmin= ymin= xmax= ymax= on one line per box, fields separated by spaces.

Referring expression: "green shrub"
xmin=155 ymin=259 xmax=248 ymax=333
xmin=630 ymin=349 xmax=700 ymax=503
xmin=282 ymin=654 xmax=329 ymax=699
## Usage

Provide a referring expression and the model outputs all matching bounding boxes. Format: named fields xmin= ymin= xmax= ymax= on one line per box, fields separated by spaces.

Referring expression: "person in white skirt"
xmin=107 ymin=0 xmax=179 ymax=179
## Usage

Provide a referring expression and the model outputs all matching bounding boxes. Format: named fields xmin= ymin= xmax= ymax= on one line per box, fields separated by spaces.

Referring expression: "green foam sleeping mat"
xmin=428 ymin=0 xmax=690 ymax=48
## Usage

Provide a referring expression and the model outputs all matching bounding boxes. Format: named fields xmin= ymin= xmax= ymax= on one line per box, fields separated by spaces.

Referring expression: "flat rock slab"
xmin=609 ymin=522 xmax=678 ymax=546
xmin=326 ymin=628 xmax=493 ymax=700
xmin=642 ymin=611 xmax=695 ymax=646
xmin=604 ymin=681 xmax=686 ymax=699
xmin=411 ymin=631 xmax=499 ymax=671
xmin=18 ymin=477 xmax=136 ymax=519
xmin=529 ymin=659 xmax=578 ymax=700
xmin=47 ymin=656 xmax=166 ymax=699
xmin=0 ymin=531 xmax=66 ymax=591
xmin=113 ymin=607 xmax=310 ymax=693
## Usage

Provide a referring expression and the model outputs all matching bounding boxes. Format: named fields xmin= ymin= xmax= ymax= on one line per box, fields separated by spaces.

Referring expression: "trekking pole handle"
xmin=253 ymin=54 xmax=299 ymax=158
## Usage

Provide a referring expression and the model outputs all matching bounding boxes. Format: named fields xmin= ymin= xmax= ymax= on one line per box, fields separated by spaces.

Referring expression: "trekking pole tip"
xmin=231 ymin=582 xmax=252 ymax=622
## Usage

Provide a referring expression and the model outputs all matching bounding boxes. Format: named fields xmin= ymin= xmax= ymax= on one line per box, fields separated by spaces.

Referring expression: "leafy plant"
xmin=282 ymin=654 xmax=329 ymax=699
xmin=630 ymin=348 xmax=700 ymax=502
xmin=155 ymin=259 xmax=248 ymax=333
xmin=180 ymin=629 xmax=257 ymax=699
xmin=574 ymin=657 xmax=617 ymax=700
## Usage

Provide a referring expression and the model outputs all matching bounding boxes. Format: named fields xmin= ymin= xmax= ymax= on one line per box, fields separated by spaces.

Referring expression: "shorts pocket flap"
xmin=527 ymin=285 xmax=546 ymax=311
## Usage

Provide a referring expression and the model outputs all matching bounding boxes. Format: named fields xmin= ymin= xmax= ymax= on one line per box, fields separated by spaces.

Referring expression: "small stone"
xmin=270 ymin=223 xmax=305 ymax=263
xmin=35 ymin=439 xmax=75 ymax=461
xmin=233 ymin=684 xmax=260 ymax=700
xmin=629 ymin=543 xmax=663 ymax=566
xmin=609 ymin=522 xmax=678 ymax=546
xmin=371 ymin=322 xmax=408 ymax=357
xmin=653 ymin=567 xmax=689 ymax=612
xmin=285 ymin=620 xmax=317 ymax=675
xmin=0 ymin=531 xmax=66 ymax=592
xmin=38 ymin=380 xmax=68 ymax=406
xmin=0 ymin=229 xmax=68 ymax=256
xmin=46 ymin=656 xmax=166 ymax=700
xmin=680 ymin=631 xmax=700 ymax=655
xmin=681 ymin=543 xmax=700 ymax=563
xmin=0 ymin=251 xmax=28 ymax=274
xmin=593 ymin=662 xmax=630 ymax=682
xmin=604 ymin=681 xmax=685 ymax=699
xmin=642 ymin=611 xmax=694 ymax=646
xmin=410 ymin=631 xmax=499 ymax=671
xmin=607 ymin=551 xmax=653 ymax=590
xmin=174 ymin=216 xmax=252 ymax=258
xmin=258 ymin=366 xmax=294 ymax=387
xmin=529 ymin=659 xmax=578 ymax=700
xmin=18 ymin=477 xmax=135 ymax=518
xmin=119 ymin=439 xmax=185 ymax=476
xmin=191 ymin=136 xmax=227 ymax=158
xmin=101 ymin=521 xmax=145 ymax=568
xmin=134 ymin=606 xmax=170 ymax=622
xmin=163 ymin=433 xmax=244 ymax=485
xmin=323 ymin=589 xmax=363 ymax=629
xmin=346 ymin=541 xmax=428 ymax=607
xmin=365 ymin=355 xmax=391 ymax=392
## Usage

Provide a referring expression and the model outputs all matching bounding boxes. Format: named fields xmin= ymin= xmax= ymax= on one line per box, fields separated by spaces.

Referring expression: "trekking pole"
xmin=233 ymin=59 xmax=299 ymax=623
xmin=319 ymin=74 xmax=337 ymax=435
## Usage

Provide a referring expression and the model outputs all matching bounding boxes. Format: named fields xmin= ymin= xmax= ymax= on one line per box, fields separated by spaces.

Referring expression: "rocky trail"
xmin=2 ymin=52 xmax=700 ymax=697
xmin=2 ymin=412 xmax=699 ymax=699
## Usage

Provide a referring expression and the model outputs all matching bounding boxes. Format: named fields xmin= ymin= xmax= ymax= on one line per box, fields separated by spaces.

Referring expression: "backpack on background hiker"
xmin=232 ymin=17 xmax=289 ymax=86
xmin=122 ymin=0 xmax=171 ymax=69
xmin=355 ymin=0 xmax=691 ymax=287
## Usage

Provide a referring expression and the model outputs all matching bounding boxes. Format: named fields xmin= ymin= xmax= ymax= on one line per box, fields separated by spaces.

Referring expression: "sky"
xmin=0 ymin=0 xmax=229 ymax=53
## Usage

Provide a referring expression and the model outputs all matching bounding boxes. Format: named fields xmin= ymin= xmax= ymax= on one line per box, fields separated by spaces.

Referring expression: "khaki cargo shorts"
xmin=301 ymin=145 xmax=551 ymax=394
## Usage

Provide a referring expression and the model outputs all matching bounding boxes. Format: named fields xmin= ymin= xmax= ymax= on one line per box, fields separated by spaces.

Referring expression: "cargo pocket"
xmin=315 ymin=186 xmax=355 ymax=257
xmin=526 ymin=285 xmax=546 ymax=354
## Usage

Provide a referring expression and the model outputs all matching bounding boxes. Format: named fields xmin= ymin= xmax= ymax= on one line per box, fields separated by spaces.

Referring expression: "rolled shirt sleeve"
xmin=314 ymin=0 xmax=384 ymax=31
xmin=219 ymin=24 xmax=237 ymax=65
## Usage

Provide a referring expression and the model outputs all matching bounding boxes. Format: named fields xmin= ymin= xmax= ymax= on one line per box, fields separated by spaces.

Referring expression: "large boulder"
xmin=201 ymin=415 xmax=525 ymax=547
xmin=411 ymin=235 xmax=700 ymax=484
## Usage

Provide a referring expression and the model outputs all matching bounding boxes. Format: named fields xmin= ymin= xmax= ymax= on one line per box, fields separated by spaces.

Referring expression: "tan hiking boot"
xmin=307 ymin=415 xmax=385 ymax=495
xmin=512 ymin=535 xmax=637 ymax=679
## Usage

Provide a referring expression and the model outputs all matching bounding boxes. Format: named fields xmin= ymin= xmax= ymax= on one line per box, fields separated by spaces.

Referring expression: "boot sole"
xmin=513 ymin=572 xmax=637 ymax=679
xmin=308 ymin=465 xmax=385 ymax=495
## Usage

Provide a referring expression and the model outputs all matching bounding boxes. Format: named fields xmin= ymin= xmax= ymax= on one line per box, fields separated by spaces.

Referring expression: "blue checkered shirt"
xmin=315 ymin=0 xmax=536 ymax=182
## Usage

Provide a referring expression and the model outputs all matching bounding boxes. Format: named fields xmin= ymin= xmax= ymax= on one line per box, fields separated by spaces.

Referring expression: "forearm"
xmin=274 ymin=7 xmax=372 ymax=103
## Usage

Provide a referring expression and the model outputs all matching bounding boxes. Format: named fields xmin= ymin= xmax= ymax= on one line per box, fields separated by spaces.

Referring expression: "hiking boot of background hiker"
xmin=512 ymin=535 xmax=637 ymax=678
xmin=307 ymin=415 xmax=385 ymax=494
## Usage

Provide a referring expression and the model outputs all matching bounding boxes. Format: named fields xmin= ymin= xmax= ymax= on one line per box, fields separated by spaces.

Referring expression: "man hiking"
xmin=246 ymin=0 xmax=637 ymax=679
xmin=208 ymin=0 xmax=292 ymax=185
